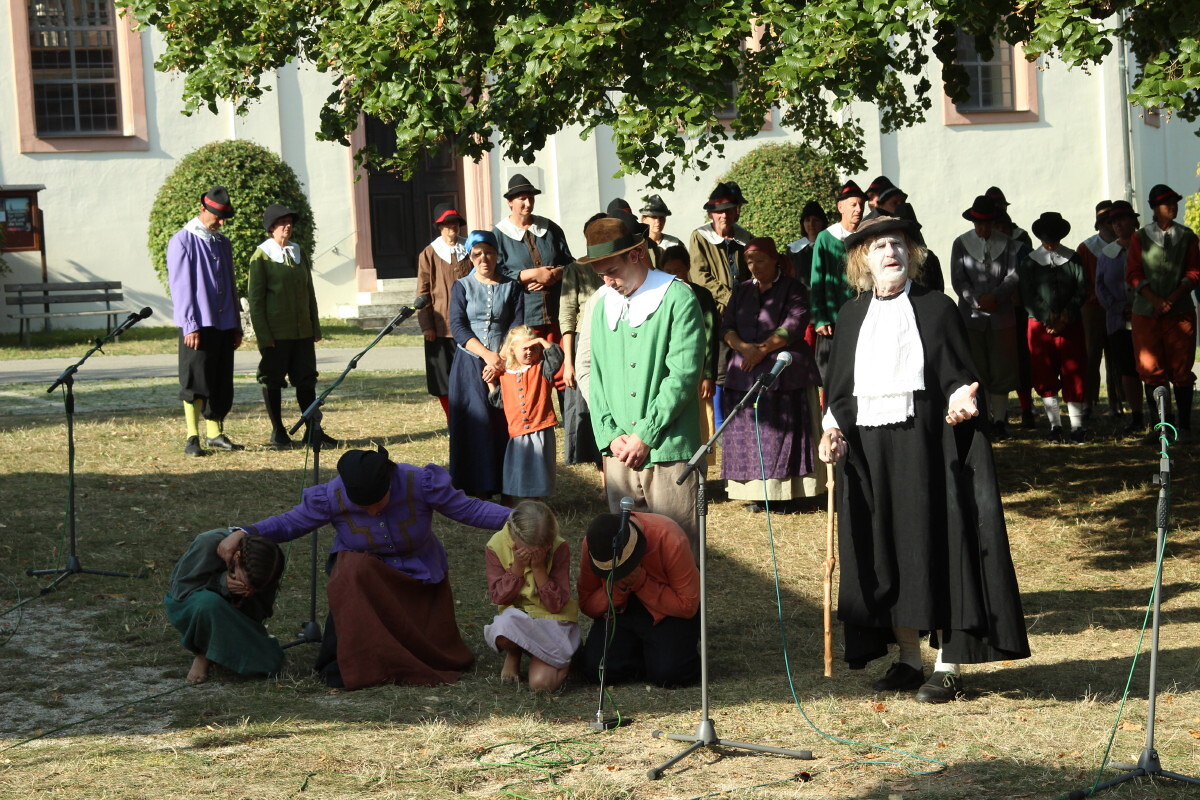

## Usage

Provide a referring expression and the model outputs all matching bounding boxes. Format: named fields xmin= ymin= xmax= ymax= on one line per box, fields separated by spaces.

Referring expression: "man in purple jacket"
xmin=168 ymin=186 xmax=244 ymax=456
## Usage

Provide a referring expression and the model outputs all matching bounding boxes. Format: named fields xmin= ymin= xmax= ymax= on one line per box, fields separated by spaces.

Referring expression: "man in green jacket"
xmin=583 ymin=215 xmax=706 ymax=558
xmin=810 ymin=181 xmax=865 ymax=380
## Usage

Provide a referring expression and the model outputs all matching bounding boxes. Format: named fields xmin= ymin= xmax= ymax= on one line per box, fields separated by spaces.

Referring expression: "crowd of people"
xmin=165 ymin=173 xmax=1197 ymax=702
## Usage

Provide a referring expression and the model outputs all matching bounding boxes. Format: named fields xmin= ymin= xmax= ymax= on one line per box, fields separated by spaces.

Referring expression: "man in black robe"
xmin=818 ymin=215 xmax=1030 ymax=703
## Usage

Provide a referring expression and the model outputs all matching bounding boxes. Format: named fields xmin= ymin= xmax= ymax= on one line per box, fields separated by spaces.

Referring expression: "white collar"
xmin=430 ymin=236 xmax=467 ymax=262
xmin=826 ymin=222 xmax=852 ymax=241
xmin=958 ymin=229 xmax=1011 ymax=263
xmin=694 ymin=222 xmax=749 ymax=247
xmin=257 ymin=238 xmax=302 ymax=264
xmin=787 ymin=238 xmax=812 ymax=253
xmin=185 ymin=217 xmax=219 ymax=243
xmin=854 ymin=280 xmax=925 ymax=427
xmin=1083 ymin=233 xmax=1110 ymax=257
xmin=1028 ymin=244 xmax=1075 ymax=266
xmin=1101 ymin=240 xmax=1126 ymax=259
xmin=600 ymin=268 xmax=675 ymax=330
xmin=496 ymin=216 xmax=548 ymax=241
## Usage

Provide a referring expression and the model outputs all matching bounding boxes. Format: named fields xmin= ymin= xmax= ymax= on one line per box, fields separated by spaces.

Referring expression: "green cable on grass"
xmin=751 ymin=401 xmax=948 ymax=777
xmin=473 ymin=738 xmax=605 ymax=799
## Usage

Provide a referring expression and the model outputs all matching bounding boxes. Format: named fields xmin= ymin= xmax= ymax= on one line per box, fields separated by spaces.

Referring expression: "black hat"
xmin=263 ymin=203 xmax=299 ymax=233
xmin=963 ymin=195 xmax=999 ymax=222
xmin=836 ymin=181 xmax=867 ymax=204
xmin=800 ymin=200 xmax=828 ymax=223
xmin=703 ymin=181 xmax=747 ymax=212
xmin=606 ymin=197 xmax=633 ymax=216
xmin=201 ymin=186 xmax=235 ymax=219
xmin=1031 ymin=211 xmax=1072 ymax=244
xmin=877 ymin=186 xmax=908 ymax=206
xmin=503 ymin=173 xmax=541 ymax=200
xmin=1093 ymin=200 xmax=1114 ymax=230
xmin=610 ymin=205 xmax=650 ymax=239
xmin=843 ymin=215 xmax=918 ymax=251
xmin=984 ymin=186 xmax=1010 ymax=208
xmin=1148 ymin=184 xmax=1183 ymax=207
xmin=639 ymin=194 xmax=672 ymax=217
xmin=433 ymin=203 xmax=466 ymax=228
xmin=578 ymin=216 xmax=645 ymax=264
xmin=866 ymin=175 xmax=894 ymax=196
xmin=337 ymin=446 xmax=393 ymax=507
xmin=586 ymin=514 xmax=646 ymax=581
xmin=1106 ymin=199 xmax=1139 ymax=224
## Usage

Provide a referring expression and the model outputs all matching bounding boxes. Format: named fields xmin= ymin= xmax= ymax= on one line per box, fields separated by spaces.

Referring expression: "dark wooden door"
xmin=364 ymin=119 xmax=464 ymax=279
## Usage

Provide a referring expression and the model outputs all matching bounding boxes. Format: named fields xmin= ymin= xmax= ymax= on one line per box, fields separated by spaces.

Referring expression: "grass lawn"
xmin=0 ymin=319 xmax=423 ymax=360
xmin=0 ymin=375 xmax=1198 ymax=799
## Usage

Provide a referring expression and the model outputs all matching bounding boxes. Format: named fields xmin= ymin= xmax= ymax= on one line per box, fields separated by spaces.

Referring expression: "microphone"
xmin=111 ymin=307 xmax=153 ymax=338
xmin=381 ymin=295 xmax=429 ymax=335
xmin=614 ymin=496 xmax=635 ymax=568
xmin=1155 ymin=385 xmax=1168 ymax=435
xmin=751 ymin=351 xmax=793 ymax=394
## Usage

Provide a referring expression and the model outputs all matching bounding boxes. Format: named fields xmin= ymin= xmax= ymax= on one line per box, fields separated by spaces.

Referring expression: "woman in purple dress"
xmin=720 ymin=237 xmax=821 ymax=511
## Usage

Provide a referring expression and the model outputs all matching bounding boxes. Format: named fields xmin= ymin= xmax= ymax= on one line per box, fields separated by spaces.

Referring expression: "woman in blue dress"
xmin=448 ymin=230 xmax=525 ymax=498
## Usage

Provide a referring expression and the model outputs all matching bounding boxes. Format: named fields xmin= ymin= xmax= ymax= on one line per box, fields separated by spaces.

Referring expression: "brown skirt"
xmin=329 ymin=551 xmax=474 ymax=689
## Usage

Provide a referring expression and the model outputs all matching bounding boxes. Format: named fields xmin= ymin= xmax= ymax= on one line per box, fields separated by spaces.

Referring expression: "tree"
xmin=720 ymin=143 xmax=839 ymax=245
xmin=147 ymin=140 xmax=315 ymax=298
xmin=119 ymin=1 xmax=1200 ymax=188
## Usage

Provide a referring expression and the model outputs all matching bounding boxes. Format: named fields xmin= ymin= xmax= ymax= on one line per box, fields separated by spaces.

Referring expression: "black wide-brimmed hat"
xmin=503 ymin=173 xmax=542 ymax=200
xmin=1092 ymin=200 xmax=1114 ymax=230
xmin=433 ymin=203 xmax=466 ymax=228
xmin=800 ymin=200 xmax=828 ymax=223
xmin=703 ymin=181 xmax=747 ymax=212
xmin=1031 ymin=211 xmax=1072 ymax=244
xmin=201 ymin=186 xmax=235 ymax=219
xmin=586 ymin=514 xmax=646 ymax=581
xmin=1148 ymin=184 xmax=1183 ymax=207
xmin=866 ymin=175 xmax=894 ymax=196
xmin=263 ymin=203 xmax=299 ymax=233
xmin=337 ymin=445 xmax=393 ymax=507
xmin=1106 ymin=200 xmax=1139 ymax=224
xmin=608 ymin=202 xmax=649 ymax=238
xmin=577 ymin=215 xmax=645 ymax=264
xmin=639 ymin=194 xmax=672 ymax=217
xmin=877 ymin=186 xmax=908 ymax=206
xmin=836 ymin=181 xmax=867 ymax=204
xmin=843 ymin=215 xmax=918 ymax=251
xmin=963 ymin=195 xmax=999 ymax=222
xmin=984 ymin=186 xmax=1010 ymax=209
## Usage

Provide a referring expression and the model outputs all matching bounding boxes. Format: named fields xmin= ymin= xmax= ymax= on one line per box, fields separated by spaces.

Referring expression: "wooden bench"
xmin=5 ymin=281 xmax=128 ymax=346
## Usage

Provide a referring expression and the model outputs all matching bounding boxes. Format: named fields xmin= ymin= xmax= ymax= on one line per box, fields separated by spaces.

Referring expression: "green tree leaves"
xmin=119 ymin=0 xmax=1200 ymax=188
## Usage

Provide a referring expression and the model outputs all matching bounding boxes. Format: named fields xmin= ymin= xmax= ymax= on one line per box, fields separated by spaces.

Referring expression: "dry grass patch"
xmin=1 ymin=375 xmax=1198 ymax=799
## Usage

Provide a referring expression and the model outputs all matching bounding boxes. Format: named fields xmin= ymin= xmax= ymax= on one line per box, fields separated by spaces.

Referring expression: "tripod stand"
xmin=280 ymin=299 xmax=426 ymax=649
xmin=1068 ymin=389 xmax=1199 ymax=798
xmin=28 ymin=313 xmax=151 ymax=594
xmin=648 ymin=365 xmax=814 ymax=779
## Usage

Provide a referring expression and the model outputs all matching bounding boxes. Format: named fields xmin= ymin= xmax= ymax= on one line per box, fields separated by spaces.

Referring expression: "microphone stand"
xmin=1068 ymin=391 xmax=1199 ymax=798
xmin=28 ymin=315 xmax=150 ymax=593
xmin=281 ymin=303 xmax=423 ymax=649
xmin=590 ymin=499 xmax=634 ymax=732
xmin=648 ymin=370 xmax=814 ymax=780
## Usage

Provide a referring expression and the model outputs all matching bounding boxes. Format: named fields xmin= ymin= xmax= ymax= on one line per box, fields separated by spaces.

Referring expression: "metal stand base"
xmin=648 ymin=720 xmax=813 ymax=780
xmin=1070 ymin=747 xmax=1200 ymax=798
xmin=27 ymin=555 xmax=140 ymax=596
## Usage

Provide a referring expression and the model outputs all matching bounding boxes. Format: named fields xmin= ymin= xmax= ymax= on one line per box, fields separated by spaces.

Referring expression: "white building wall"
xmin=0 ymin=23 xmax=359 ymax=334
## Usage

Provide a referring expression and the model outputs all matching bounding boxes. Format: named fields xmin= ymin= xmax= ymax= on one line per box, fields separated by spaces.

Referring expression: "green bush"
xmin=147 ymin=140 xmax=315 ymax=299
xmin=1184 ymin=164 xmax=1200 ymax=234
xmin=718 ymin=142 xmax=840 ymax=246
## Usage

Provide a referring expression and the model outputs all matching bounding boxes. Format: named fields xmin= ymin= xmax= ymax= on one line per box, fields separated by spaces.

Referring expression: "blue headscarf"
xmin=464 ymin=230 xmax=498 ymax=253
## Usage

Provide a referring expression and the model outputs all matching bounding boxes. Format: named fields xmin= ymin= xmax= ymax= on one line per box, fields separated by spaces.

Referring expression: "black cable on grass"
xmin=0 ymin=575 xmax=34 ymax=648
xmin=1 ymin=682 xmax=194 ymax=751
xmin=750 ymin=402 xmax=948 ymax=777
xmin=473 ymin=738 xmax=605 ymax=799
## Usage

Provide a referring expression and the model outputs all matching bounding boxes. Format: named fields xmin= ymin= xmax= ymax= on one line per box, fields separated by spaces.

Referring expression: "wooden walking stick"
xmin=823 ymin=462 xmax=836 ymax=678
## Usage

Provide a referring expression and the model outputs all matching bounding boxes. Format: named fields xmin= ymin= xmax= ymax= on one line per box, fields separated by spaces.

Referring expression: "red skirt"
xmin=329 ymin=551 xmax=474 ymax=689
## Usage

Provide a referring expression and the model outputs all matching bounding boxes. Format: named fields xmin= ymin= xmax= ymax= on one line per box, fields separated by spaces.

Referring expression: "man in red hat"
xmin=1126 ymin=183 xmax=1200 ymax=435
xmin=168 ymin=186 xmax=244 ymax=456
xmin=809 ymin=180 xmax=865 ymax=379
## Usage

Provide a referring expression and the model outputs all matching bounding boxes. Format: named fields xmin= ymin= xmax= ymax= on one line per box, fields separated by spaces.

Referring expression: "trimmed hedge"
xmin=718 ymin=142 xmax=839 ymax=246
xmin=147 ymin=140 xmax=316 ymax=298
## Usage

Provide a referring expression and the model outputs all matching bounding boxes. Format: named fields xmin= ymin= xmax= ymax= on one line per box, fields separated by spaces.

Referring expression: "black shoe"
xmin=743 ymin=502 xmax=764 ymax=514
xmin=269 ymin=427 xmax=294 ymax=449
xmin=872 ymin=662 xmax=925 ymax=692
xmin=205 ymin=434 xmax=245 ymax=451
xmin=915 ymin=671 xmax=963 ymax=704
xmin=184 ymin=436 xmax=205 ymax=457
xmin=1020 ymin=410 xmax=1037 ymax=429
xmin=1069 ymin=427 xmax=1088 ymax=445
xmin=1046 ymin=425 xmax=1064 ymax=443
xmin=991 ymin=421 xmax=1009 ymax=441
xmin=306 ymin=430 xmax=340 ymax=450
